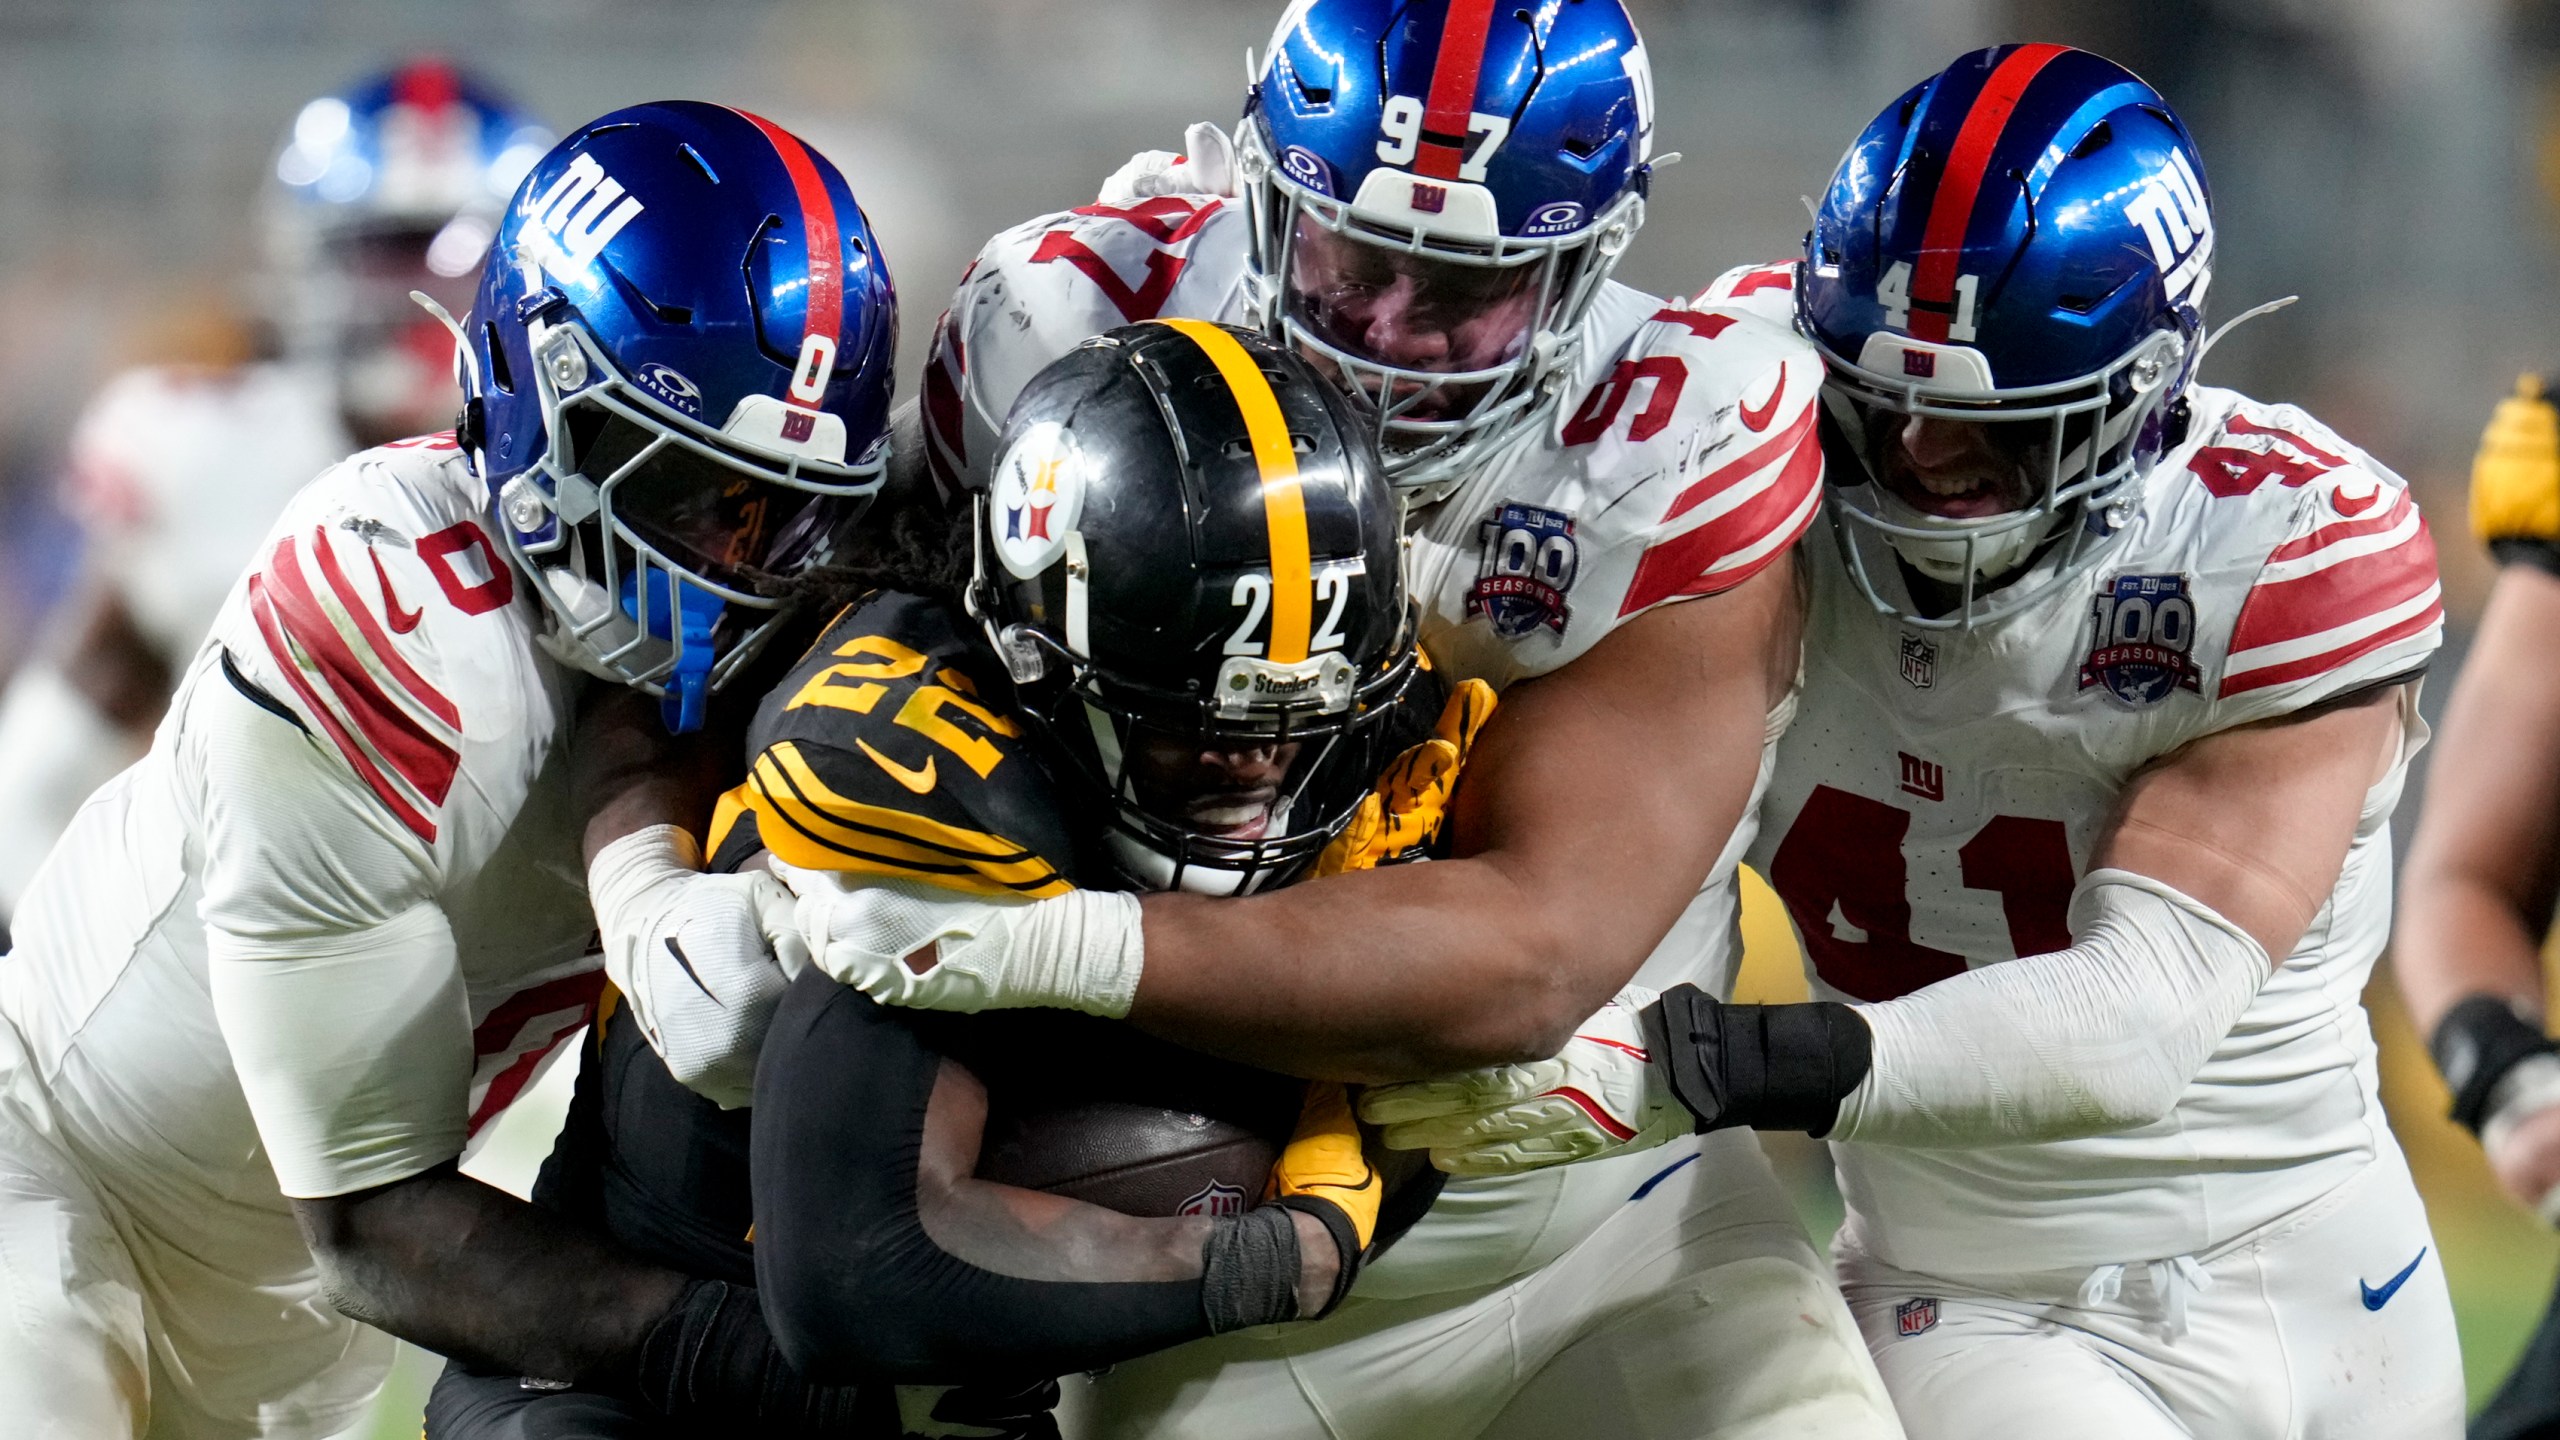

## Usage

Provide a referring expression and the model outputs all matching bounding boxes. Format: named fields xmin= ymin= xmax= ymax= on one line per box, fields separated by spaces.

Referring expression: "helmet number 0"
xmin=1876 ymin=262 xmax=1980 ymax=343
xmin=788 ymin=333 xmax=837 ymax=404
xmin=1375 ymin=97 xmax=1512 ymax=184
xmin=1223 ymin=562 xmax=1362 ymax=657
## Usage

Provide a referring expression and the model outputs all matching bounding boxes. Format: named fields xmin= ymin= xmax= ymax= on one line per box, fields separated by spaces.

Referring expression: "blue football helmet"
xmin=1236 ymin=0 xmax=1664 ymax=500
xmin=461 ymin=101 xmax=898 ymax=731
xmin=1799 ymin=45 xmax=2213 ymax=627
xmin=265 ymin=59 xmax=552 ymax=438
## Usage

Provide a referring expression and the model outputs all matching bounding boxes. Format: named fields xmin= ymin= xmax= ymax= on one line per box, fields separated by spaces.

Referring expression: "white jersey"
xmin=63 ymin=361 xmax=353 ymax=659
xmin=924 ymin=196 xmax=1823 ymax=1294
xmin=1748 ymin=381 xmax=2444 ymax=1277
xmin=4 ymin=435 xmax=598 ymax=1230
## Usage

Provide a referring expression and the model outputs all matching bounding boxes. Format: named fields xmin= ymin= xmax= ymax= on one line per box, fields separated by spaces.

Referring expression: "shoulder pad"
xmin=234 ymin=437 xmax=513 ymax=845
xmin=2168 ymin=398 xmax=2444 ymax=713
xmin=745 ymin=591 xmax=1076 ymax=898
xmin=921 ymin=199 xmax=1249 ymax=495
xmin=1692 ymin=260 xmax=1802 ymax=329
xmin=2471 ymin=374 xmax=2560 ymax=550
xmin=1569 ymin=301 xmax=1825 ymax=618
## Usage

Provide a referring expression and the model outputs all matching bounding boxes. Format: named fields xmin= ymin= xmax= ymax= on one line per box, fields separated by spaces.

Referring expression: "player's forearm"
xmin=293 ymin=1164 xmax=690 ymax=1384
xmin=1130 ymin=854 xmax=1609 ymax=1080
xmin=575 ymin=684 xmax=728 ymax=865
xmin=2397 ymin=871 xmax=2553 ymax=1037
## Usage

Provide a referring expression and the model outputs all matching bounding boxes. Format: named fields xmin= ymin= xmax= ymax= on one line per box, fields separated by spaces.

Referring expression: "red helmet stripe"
xmin=1415 ymin=0 xmax=1500 ymax=181
xmin=1908 ymin=43 xmax=2068 ymax=341
xmin=731 ymin=109 xmax=845 ymax=375
xmin=392 ymin=57 xmax=461 ymax=113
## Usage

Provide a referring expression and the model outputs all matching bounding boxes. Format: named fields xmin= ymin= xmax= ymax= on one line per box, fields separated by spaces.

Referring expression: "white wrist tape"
xmin=788 ymin=870 xmax=1145 ymax=1017
xmin=2481 ymin=1053 xmax=2560 ymax=1226
xmin=1829 ymin=868 xmax=2269 ymax=1148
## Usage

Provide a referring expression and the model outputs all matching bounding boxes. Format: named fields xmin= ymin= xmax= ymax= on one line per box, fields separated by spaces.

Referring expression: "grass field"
xmin=355 ymin=873 xmax=2560 ymax=1435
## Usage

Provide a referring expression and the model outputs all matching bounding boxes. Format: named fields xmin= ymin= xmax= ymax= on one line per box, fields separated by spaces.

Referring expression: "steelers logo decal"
xmin=991 ymin=422 xmax=1088 ymax=580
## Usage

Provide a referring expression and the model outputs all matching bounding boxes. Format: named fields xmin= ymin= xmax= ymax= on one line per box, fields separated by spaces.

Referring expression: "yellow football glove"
xmin=1265 ymin=1080 xmax=1382 ymax=1251
xmin=2473 ymin=373 xmax=2560 ymax=546
xmin=1312 ymin=679 xmax=1498 ymax=877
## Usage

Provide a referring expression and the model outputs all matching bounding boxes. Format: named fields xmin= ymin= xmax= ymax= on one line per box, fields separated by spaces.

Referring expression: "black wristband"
xmin=1199 ymin=1206 xmax=1302 ymax=1334
xmin=2432 ymin=994 xmax=2558 ymax=1136
xmin=1642 ymin=984 xmax=1874 ymax=1137
xmin=1268 ymin=1194 xmax=1364 ymax=1318
xmin=634 ymin=1278 xmax=882 ymax=1434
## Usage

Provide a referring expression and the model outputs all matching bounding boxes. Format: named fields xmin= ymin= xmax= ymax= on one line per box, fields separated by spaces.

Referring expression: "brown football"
xmin=976 ymin=1099 xmax=1279 ymax=1219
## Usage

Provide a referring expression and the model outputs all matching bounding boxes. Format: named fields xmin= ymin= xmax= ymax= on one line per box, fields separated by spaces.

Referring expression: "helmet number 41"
xmin=1877 ymin=262 xmax=1981 ymax=344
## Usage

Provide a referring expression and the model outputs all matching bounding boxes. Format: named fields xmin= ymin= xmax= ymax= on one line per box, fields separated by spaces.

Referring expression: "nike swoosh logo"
xmin=664 ymin=937 xmax=722 ymax=1006
xmin=370 ymin=548 xmax=424 ymax=633
xmin=857 ymin=739 xmax=937 ymax=795
xmin=2330 ymin=483 xmax=2381 ymax=518
xmin=2360 ymin=1247 xmax=2427 ymax=1310
xmin=1737 ymin=362 xmax=1787 ymax=433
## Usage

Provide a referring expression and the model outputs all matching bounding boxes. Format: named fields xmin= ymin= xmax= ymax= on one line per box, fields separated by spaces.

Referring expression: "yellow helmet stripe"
xmin=1155 ymin=319 xmax=1312 ymax=664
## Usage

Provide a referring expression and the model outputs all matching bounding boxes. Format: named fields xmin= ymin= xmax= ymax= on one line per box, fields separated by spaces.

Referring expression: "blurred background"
xmin=0 ymin=0 xmax=2552 ymax=1429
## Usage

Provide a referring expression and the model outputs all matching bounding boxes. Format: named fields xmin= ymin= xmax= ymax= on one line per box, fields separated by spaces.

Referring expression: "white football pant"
xmin=1836 ymin=1146 xmax=2463 ymax=1438
xmin=1065 ymin=1128 xmax=1905 ymax=1439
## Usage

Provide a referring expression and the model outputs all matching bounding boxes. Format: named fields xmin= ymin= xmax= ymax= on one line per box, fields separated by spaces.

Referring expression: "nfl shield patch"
xmin=2080 ymin=573 xmax=2203 ymax=708
xmin=1899 ymin=634 xmax=1936 ymax=689
xmin=1896 ymin=1297 xmax=1939 ymax=1337
xmin=1176 ymin=1180 xmax=1247 ymax=1218
xmin=1469 ymin=502 xmax=1580 ymax=639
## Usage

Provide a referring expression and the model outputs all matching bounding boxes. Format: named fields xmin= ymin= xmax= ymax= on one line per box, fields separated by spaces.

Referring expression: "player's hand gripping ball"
xmin=1359 ymin=985 xmax=1688 ymax=1177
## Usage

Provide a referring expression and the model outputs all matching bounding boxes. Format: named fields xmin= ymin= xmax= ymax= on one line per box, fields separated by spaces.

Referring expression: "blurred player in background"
xmin=0 ymin=58 xmax=549 ymax=928
xmin=1373 ymin=44 xmax=2466 ymax=1436
xmin=725 ymin=0 xmax=1906 ymax=1433
xmin=2398 ymin=375 xmax=2560 ymax=1440
xmin=0 ymin=102 xmax=898 ymax=1437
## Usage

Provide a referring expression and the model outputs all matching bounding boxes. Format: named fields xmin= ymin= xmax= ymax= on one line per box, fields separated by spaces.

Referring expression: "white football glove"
xmin=777 ymin=864 xmax=1143 ymax=1018
xmin=1096 ymin=120 xmax=1239 ymax=204
xmin=1357 ymin=985 xmax=1689 ymax=1177
xmin=588 ymin=825 xmax=808 ymax=1109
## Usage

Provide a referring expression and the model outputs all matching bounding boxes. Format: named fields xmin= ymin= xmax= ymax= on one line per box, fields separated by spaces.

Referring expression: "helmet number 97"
xmin=1375 ymin=97 xmax=1512 ymax=184
xmin=1224 ymin=560 xmax=1365 ymax=657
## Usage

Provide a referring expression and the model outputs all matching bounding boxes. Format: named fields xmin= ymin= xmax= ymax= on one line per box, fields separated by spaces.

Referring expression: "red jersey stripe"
xmin=2230 ymin=518 xmax=2440 ymax=658
xmin=248 ymin=574 xmax=439 ymax=842
xmin=731 ymin=110 xmax=843 ymax=365
xmin=2265 ymin=489 xmax=2411 ymax=566
xmin=1620 ymin=422 xmax=1822 ymax=615
xmin=2222 ymin=598 xmax=2442 ymax=698
xmin=262 ymin=536 xmax=461 ymax=811
xmin=305 ymin=528 xmax=461 ymax=728
xmin=1909 ymin=44 xmax=2068 ymax=340
xmin=1660 ymin=394 xmax=1817 ymax=524
xmin=1415 ymin=0 xmax=1500 ymax=181
xmin=465 ymin=970 xmax=604 ymax=1133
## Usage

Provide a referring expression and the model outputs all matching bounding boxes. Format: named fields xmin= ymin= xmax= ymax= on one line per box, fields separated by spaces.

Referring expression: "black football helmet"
xmin=972 ymin=319 xmax=1417 ymax=894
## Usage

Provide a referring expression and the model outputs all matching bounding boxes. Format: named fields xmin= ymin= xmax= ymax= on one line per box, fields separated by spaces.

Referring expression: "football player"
xmin=598 ymin=1 xmax=1904 ymax=1434
xmin=0 ymin=60 xmax=550 ymax=927
xmin=2397 ymin=375 xmax=2560 ymax=1440
xmin=1369 ymin=45 xmax=2466 ymax=1436
xmin=0 ymin=104 xmax=901 ymax=1436
xmin=430 ymin=321 xmax=1439 ymax=1439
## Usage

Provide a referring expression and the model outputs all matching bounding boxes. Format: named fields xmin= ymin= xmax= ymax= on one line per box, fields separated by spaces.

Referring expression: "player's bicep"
xmin=1451 ymin=554 xmax=1799 ymax=934
xmin=2099 ymin=681 xmax=2406 ymax=961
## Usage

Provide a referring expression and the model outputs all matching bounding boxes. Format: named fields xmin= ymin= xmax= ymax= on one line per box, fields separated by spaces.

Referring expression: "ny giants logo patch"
xmin=1896 ymin=1297 xmax=1939 ymax=1337
xmin=1469 ymin=502 xmax=1580 ymax=639
xmin=2080 ymin=573 xmax=2202 ymax=708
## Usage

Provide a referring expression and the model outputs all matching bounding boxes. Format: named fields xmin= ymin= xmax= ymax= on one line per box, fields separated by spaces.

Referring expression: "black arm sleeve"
xmin=751 ymin=971 xmax=1220 ymax=1385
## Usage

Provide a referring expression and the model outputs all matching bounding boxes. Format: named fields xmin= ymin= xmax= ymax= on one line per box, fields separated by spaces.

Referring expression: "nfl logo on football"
xmin=1177 ymin=1180 xmax=1247 ymax=1218
xmin=1898 ymin=634 xmax=1936 ymax=690
xmin=1896 ymin=1296 xmax=1939 ymax=1338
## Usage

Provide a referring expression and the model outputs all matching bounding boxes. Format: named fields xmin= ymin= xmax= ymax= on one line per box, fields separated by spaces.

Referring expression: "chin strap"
xmin=620 ymin=571 xmax=725 ymax=734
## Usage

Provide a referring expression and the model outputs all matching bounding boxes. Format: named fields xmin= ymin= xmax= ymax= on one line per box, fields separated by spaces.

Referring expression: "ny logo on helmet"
xmin=2123 ymin=152 xmax=2212 ymax=305
xmin=521 ymin=152 xmax=645 ymax=285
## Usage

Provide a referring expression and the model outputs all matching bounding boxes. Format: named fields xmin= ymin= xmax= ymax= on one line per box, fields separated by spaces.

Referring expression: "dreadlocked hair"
xmin=740 ymin=493 xmax=972 ymax=612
